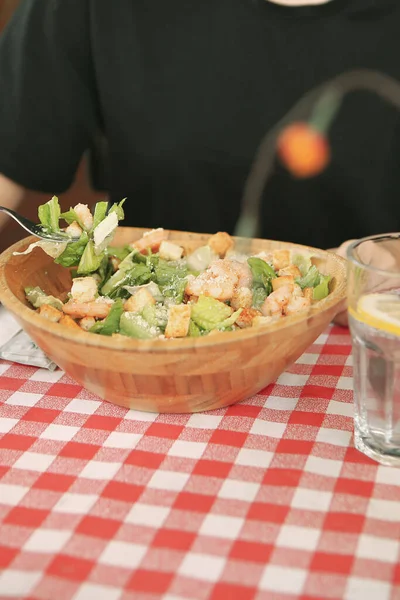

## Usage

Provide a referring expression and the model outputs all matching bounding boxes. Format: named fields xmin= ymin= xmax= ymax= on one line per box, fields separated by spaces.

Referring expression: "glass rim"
xmin=346 ymin=232 xmax=400 ymax=276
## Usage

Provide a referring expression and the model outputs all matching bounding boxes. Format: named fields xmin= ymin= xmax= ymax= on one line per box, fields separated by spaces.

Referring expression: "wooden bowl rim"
xmin=0 ymin=229 xmax=347 ymax=353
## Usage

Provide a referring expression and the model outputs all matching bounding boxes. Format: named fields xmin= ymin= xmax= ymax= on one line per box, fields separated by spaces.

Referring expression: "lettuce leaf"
xmin=216 ymin=308 xmax=242 ymax=330
xmin=55 ymin=233 xmax=89 ymax=268
xmin=154 ymin=259 xmax=188 ymax=304
xmin=92 ymin=201 xmax=109 ymax=230
xmin=292 ymin=253 xmax=313 ymax=277
xmin=154 ymin=259 xmax=187 ymax=285
xmin=296 ymin=265 xmax=320 ymax=289
xmin=101 ymin=263 xmax=152 ymax=297
xmin=77 ymin=240 xmax=105 ymax=275
xmin=188 ymin=320 xmax=202 ymax=337
xmin=107 ymin=245 xmax=132 ymax=261
xmin=89 ymin=299 xmax=124 ymax=336
xmin=60 ymin=208 xmax=85 ymax=229
xmin=108 ymin=198 xmax=126 ymax=221
xmin=191 ymin=295 xmax=233 ymax=330
xmin=124 ymin=282 xmax=163 ymax=302
xmin=313 ymin=274 xmax=332 ymax=300
xmin=119 ymin=312 xmax=161 ymax=339
xmin=25 ymin=286 xmax=63 ymax=310
xmin=38 ymin=196 xmax=61 ymax=233
xmin=142 ymin=304 xmax=168 ymax=330
xmin=252 ymin=286 xmax=268 ymax=309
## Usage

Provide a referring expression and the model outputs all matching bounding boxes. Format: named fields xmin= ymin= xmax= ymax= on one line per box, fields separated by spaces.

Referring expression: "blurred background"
xmin=0 ymin=0 xmax=104 ymax=252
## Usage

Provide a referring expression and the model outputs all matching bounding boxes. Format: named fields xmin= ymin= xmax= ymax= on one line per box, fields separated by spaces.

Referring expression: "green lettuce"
xmin=92 ymin=201 xmax=109 ymax=230
xmin=313 ymin=274 xmax=332 ymax=300
xmin=153 ymin=259 xmax=188 ymax=304
xmin=248 ymin=257 xmax=276 ymax=304
xmin=55 ymin=233 xmax=89 ymax=268
xmin=252 ymin=286 xmax=268 ymax=309
xmin=101 ymin=263 xmax=151 ymax=297
xmin=77 ymin=240 xmax=105 ymax=275
xmin=119 ymin=312 xmax=161 ymax=339
xmin=248 ymin=257 xmax=276 ymax=285
xmin=89 ymin=299 xmax=124 ymax=336
xmin=188 ymin=320 xmax=202 ymax=337
xmin=108 ymin=198 xmax=126 ymax=221
xmin=216 ymin=308 xmax=242 ymax=330
xmin=107 ymin=245 xmax=132 ymax=261
xmin=25 ymin=286 xmax=63 ymax=310
xmin=292 ymin=253 xmax=313 ymax=277
xmin=191 ymin=296 xmax=233 ymax=330
xmin=60 ymin=208 xmax=85 ymax=229
xmin=154 ymin=259 xmax=187 ymax=285
xmin=38 ymin=196 xmax=61 ymax=232
xmin=142 ymin=304 xmax=168 ymax=330
xmin=296 ymin=265 xmax=320 ymax=289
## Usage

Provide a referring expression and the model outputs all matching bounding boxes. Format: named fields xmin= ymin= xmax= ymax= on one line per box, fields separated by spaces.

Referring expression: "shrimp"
xmin=261 ymin=285 xmax=292 ymax=316
xmin=130 ymin=228 xmax=168 ymax=254
xmin=227 ymin=259 xmax=253 ymax=288
xmin=73 ymin=204 xmax=94 ymax=231
xmin=62 ymin=299 xmax=112 ymax=319
xmin=231 ymin=286 xmax=253 ymax=310
xmin=185 ymin=259 xmax=238 ymax=301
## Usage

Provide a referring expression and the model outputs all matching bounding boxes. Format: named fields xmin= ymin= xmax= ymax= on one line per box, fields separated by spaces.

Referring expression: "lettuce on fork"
xmin=38 ymin=195 xmax=61 ymax=233
xmin=17 ymin=197 xmax=125 ymax=275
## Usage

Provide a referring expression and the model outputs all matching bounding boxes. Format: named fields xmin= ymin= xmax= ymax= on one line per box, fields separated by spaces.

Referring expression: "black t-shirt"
xmin=0 ymin=0 xmax=399 ymax=248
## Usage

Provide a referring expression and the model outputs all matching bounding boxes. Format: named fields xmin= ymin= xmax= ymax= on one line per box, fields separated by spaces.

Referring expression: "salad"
xmin=20 ymin=197 xmax=332 ymax=339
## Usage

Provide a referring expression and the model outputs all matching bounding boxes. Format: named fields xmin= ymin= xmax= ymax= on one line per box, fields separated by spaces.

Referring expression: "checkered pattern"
xmin=1 ymin=324 xmax=400 ymax=600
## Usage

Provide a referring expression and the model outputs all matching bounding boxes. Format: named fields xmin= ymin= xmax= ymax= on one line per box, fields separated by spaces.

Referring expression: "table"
xmin=0 ymin=314 xmax=400 ymax=600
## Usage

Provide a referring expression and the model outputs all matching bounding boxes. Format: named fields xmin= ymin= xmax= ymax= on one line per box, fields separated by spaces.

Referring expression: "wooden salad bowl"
xmin=0 ymin=227 xmax=347 ymax=413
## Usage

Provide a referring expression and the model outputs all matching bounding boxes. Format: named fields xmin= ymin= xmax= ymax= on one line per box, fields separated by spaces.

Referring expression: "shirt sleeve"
xmin=0 ymin=0 xmax=99 ymax=193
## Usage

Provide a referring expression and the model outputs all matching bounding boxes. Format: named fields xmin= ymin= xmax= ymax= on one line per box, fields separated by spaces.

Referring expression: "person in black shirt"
xmin=0 ymin=0 xmax=399 ymax=252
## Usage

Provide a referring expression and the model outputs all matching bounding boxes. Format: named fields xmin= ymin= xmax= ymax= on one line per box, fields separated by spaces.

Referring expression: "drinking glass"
xmin=347 ymin=233 xmax=400 ymax=465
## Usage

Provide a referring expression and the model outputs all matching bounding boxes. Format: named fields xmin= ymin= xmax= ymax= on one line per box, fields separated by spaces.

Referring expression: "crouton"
xmin=303 ymin=287 xmax=314 ymax=302
xmin=284 ymin=296 xmax=311 ymax=315
xmin=236 ymin=308 xmax=262 ymax=329
xmin=272 ymin=249 xmax=291 ymax=271
xmin=71 ymin=277 xmax=99 ymax=303
xmin=59 ymin=315 xmax=81 ymax=330
xmin=231 ymin=287 xmax=253 ymax=310
xmin=207 ymin=231 xmax=234 ymax=258
xmin=38 ymin=304 xmax=62 ymax=323
xmin=159 ymin=240 xmax=184 ymax=261
xmin=165 ymin=304 xmax=192 ymax=338
xmin=278 ymin=264 xmax=302 ymax=279
xmin=65 ymin=221 xmax=83 ymax=238
xmin=79 ymin=316 xmax=96 ymax=331
xmin=272 ymin=275 xmax=295 ymax=293
xmin=124 ymin=288 xmax=156 ymax=313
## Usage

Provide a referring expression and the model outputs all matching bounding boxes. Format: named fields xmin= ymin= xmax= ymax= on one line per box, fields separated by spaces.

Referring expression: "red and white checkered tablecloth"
xmin=1 ymin=322 xmax=400 ymax=600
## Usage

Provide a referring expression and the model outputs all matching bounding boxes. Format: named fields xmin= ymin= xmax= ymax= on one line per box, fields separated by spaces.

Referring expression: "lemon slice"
xmin=350 ymin=292 xmax=400 ymax=336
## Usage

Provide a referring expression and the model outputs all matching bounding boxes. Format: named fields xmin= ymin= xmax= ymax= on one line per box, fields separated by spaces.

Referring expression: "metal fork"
xmin=0 ymin=206 xmax=80 ymax=243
